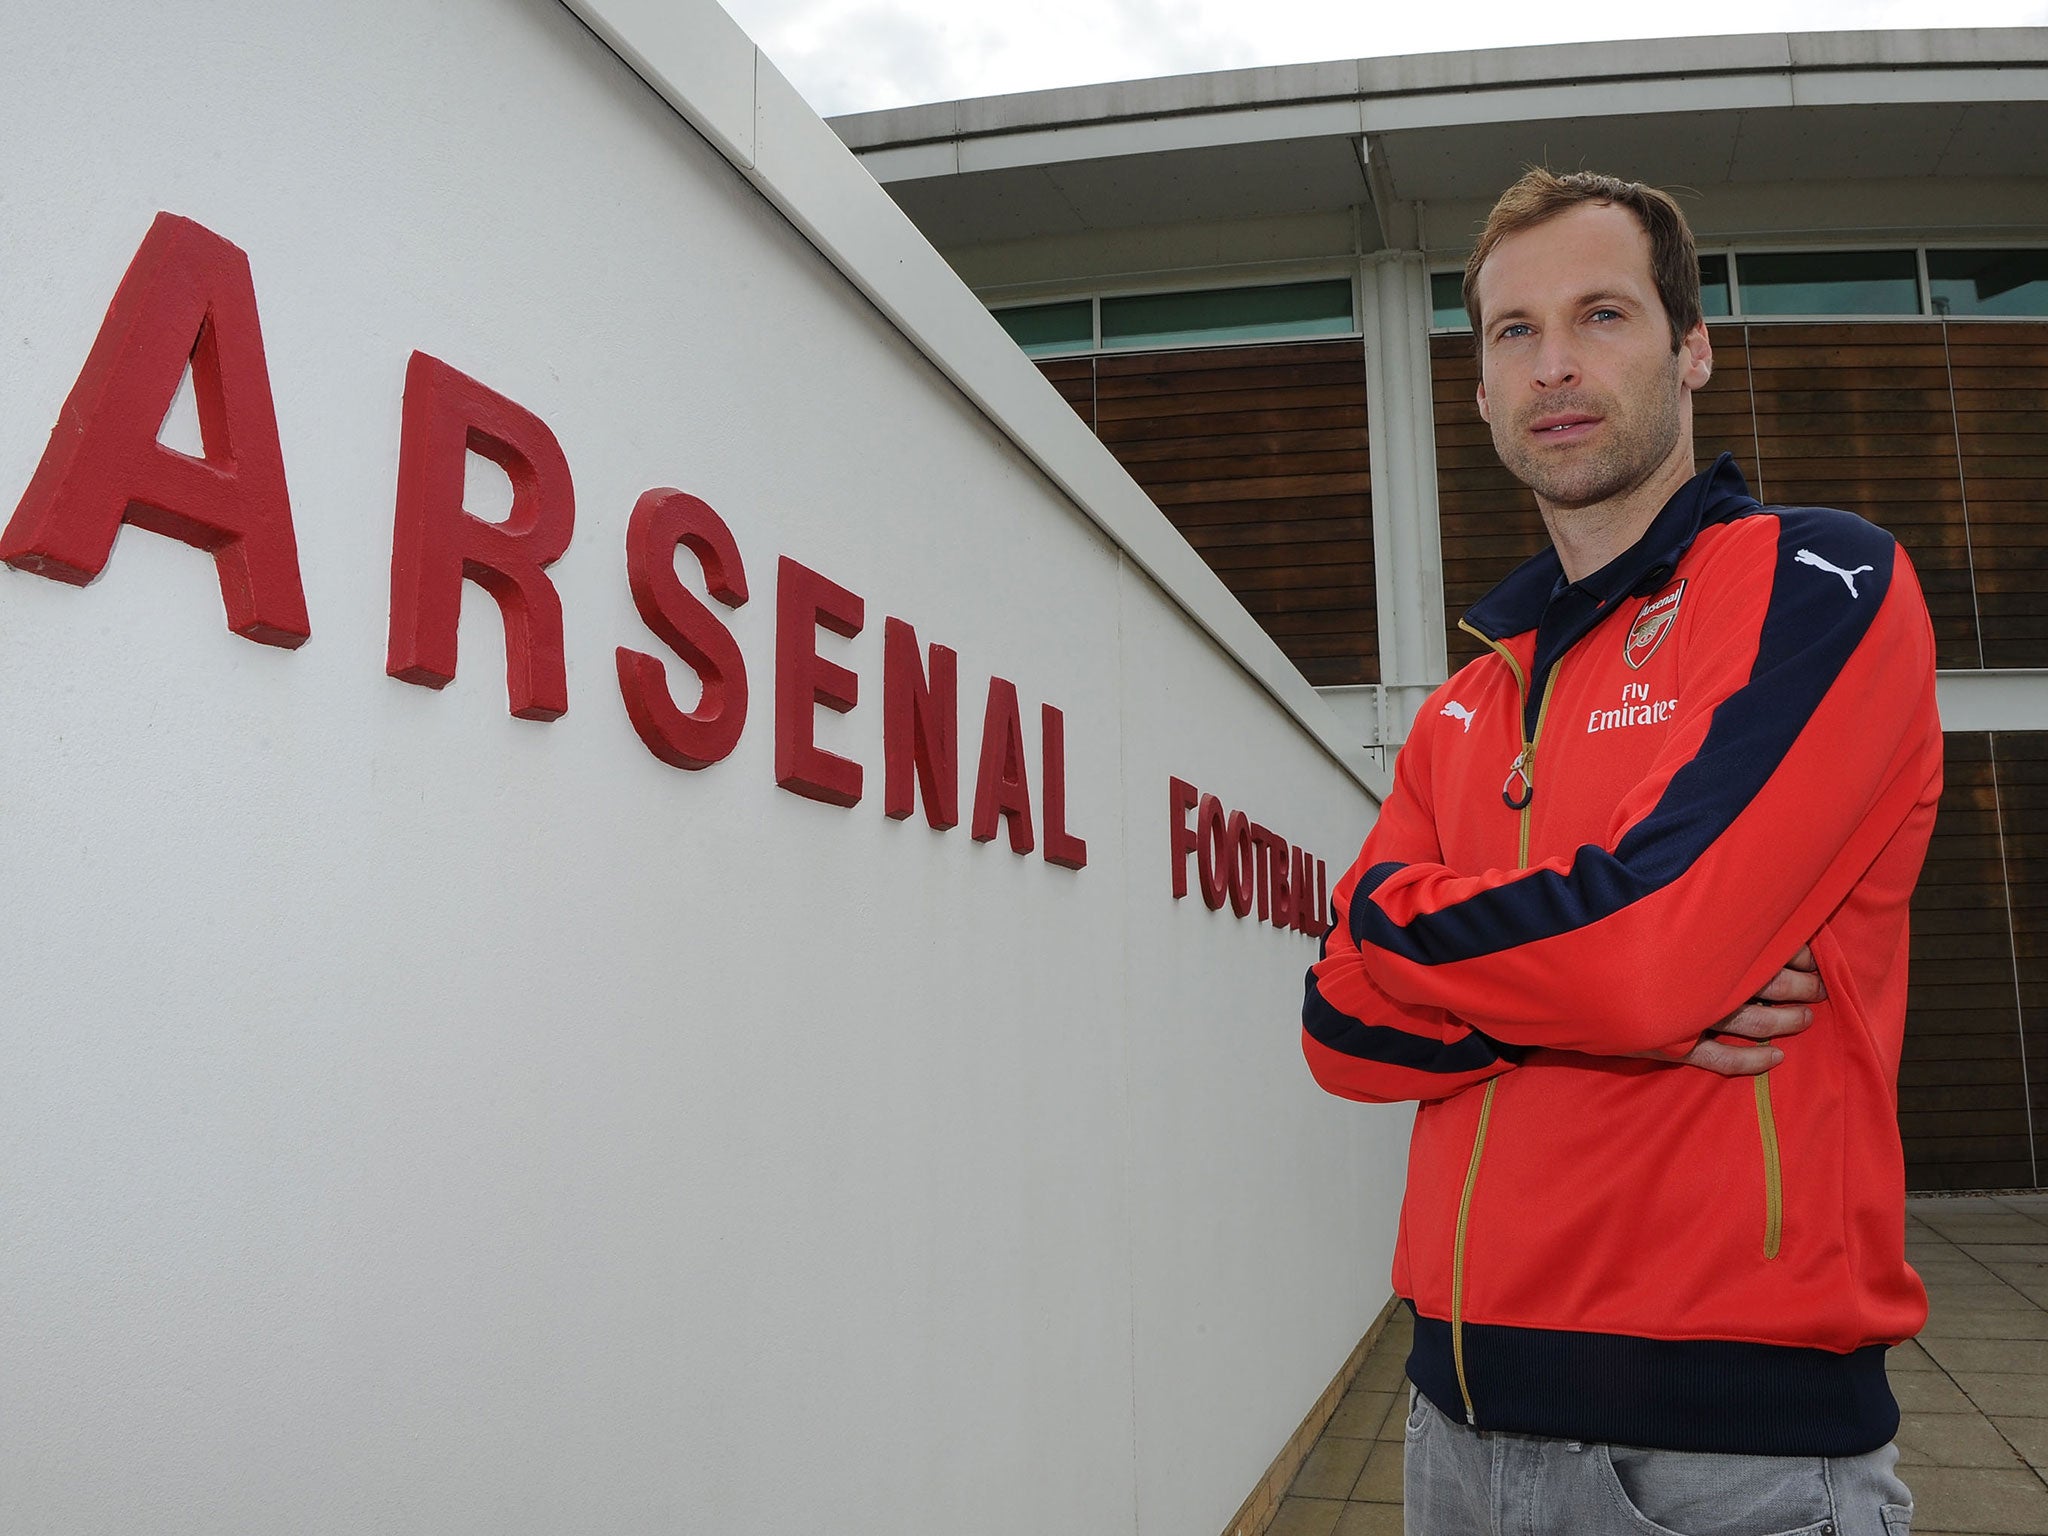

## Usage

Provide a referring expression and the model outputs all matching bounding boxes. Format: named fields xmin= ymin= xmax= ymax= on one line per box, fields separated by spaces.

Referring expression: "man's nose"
xmin=1533 ymin=339 xmax=1579 ymax=389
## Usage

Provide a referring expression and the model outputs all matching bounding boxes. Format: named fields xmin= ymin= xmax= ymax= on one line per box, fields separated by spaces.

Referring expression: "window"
xmin=1434 ymin=257 xmax=1728 ymax=332
xmin=997 ymin=246 xmax=2048 ymax=360
xmin=1928 ymin=249 xmax=2048 ymax=317
xmin=1699 ymin=255 xmax=1731 ymax=319
xmin=1430 ymin=271 xmax=1469 ymax=331
xmin=1099 ymin=279 xmax=1353 ymax=350
xmin=994 ymin=300 xmax=1092 ymax=357
xmin=1735 ymin=251 xmax=1920 ymax=317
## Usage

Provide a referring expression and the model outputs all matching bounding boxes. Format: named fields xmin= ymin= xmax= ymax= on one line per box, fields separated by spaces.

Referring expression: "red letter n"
xmin=387 ymin=352 xmax=574 ymax=720
xmin=616 ymin=488 xmax=749 ymax=770
xmin=1 ymin=212 xmax=309 ymax=646
xmin=882 ymin=617 xmax=957 ymax=829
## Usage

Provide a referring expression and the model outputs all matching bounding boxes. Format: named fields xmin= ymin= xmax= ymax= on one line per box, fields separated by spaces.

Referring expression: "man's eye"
xmin=1497 ymin=323 xmax=1532 ymax=340
xmin=1589 ymin=308 xmax=1623 ymax=322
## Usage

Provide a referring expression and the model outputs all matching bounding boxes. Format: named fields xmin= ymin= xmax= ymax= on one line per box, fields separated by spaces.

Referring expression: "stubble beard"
xmin=1492 ymin=356 xmax=1687 ymax=513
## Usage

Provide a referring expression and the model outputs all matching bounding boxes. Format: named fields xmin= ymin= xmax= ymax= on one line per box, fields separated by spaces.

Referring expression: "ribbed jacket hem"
xmin=1406 ymin=1305 xmax=1899 ymax=1456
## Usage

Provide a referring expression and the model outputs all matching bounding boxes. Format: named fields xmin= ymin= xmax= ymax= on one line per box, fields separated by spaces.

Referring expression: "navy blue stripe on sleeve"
xmin=1302 ymin=972 xmax=1523 ymax=1071
xmin=1349 ymin=509 xmax=1894 ymax=966
xmin=1357 ymin=861 xmax=1405 ymax=900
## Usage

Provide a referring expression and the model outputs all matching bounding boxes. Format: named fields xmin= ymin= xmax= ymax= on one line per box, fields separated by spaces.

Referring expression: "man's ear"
xmin=1475 ymin=378 xmax=1490 ymax=424
xmin=1680 ymin=321 xmax=1713 ymax=392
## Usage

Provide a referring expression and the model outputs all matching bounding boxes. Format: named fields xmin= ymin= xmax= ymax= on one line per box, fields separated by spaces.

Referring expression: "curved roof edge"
xmin=829 ymin=28 xmax=2048 ymax=151
xmin=555 ymin=0 xmax=1389 ymax=800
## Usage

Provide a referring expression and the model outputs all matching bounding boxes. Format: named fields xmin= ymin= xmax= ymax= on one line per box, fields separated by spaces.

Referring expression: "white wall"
xmin=0 ymin=2 xmax=1407 ymax=1531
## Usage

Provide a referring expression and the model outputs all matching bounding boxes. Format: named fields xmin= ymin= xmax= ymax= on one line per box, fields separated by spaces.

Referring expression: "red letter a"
xmin=1 ymin=212 xmax=309 ymax=646
xmin=387 ymin=352 xmax=575 ymax=720
xmin=971 ymin=677 xmax=1035 ymax=855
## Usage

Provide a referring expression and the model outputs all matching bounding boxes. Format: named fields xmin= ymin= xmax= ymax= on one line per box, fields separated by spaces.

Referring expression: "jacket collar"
xmin=1462 ymin=453 xmax=1762 ymax=644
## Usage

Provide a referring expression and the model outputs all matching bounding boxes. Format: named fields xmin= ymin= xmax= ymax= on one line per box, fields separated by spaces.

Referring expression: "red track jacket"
xmin=1304 ymin=456 xmax=1942 ymax=1455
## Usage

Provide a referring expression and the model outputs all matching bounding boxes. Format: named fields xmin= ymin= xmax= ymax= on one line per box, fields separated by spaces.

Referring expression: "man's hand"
xmin=1628 ymin=946 xmax=1824 ymax=1076
xmin=1667 ymin=945 xmax=1825 ymax=1078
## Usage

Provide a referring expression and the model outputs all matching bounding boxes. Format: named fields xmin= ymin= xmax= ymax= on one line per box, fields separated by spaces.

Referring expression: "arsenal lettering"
xmin=3 ymin=212 xmax=1088 ymax=871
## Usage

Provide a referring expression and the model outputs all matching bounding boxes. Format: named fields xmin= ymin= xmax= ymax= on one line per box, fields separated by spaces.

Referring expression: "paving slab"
xmin=1891 ymin=1339 xmax=1942 ymax=1371
xmin=1330 ymin=1504 xmax=1403 ymax=1535
xmin=1326 ymin=1388 xmax=1397 ymax=1439
xmin=1895 ymin=1410 xmax=2034 ymax=1468
xmin=1348 ymin=1441 xmax=1404 ymax=1504
xmin=1290 ymin=1436 xmax=1371 ymax=1500
xmin=1352 ymin=1346 xmax=1408 ymax=1392
xmin=1903 ymin=1464 xmax=2048 ymax=1534
xmin=1894 ymin=1368 xmax=1987 ymax=1415
xmin=1921 ymin=1307 xmax=2048 ymax=1340
xmin=1956 ymin=1373 xmax=2048 ymax=1417
xmin=1268 ymin=1496 xmax=1345 ymax=1536
xmin=1992 ymin=1416 xmax=2048 ymax=1475
xmin=1962 ymin=1245 xmax=2048 ymax=1265
xmin=1375 ymin=1400 xmax=1406 ymax=1441
xmin=1925 ymin=1337 xmax=2048 ymax=1375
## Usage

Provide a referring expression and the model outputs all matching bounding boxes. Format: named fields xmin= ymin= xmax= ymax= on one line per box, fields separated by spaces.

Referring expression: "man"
xmin=1303 ymin=168 xmax=1940 ymax=1536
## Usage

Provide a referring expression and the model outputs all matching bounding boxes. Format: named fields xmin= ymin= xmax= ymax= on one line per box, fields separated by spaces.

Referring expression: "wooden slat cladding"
xmin=1746 ymin=323 xmax=1981 ymax=670
xmin=1691 ymin=327 xmax=1760 ymax=478
xmin=2000 ymin=734 xmax=2048 ymax=1176
xmin=1430 ymin=336 xmax=1546 ymax=672
xmin=1089 ymin=341 xmax=1377 ymax=686
xmin=1901 ymin=733 xmax=2033 ymax=1191
xmin=1430 ymin=320 xmax=2048 ymax=672
xmin=1949 ymin=325 xmax=2048 ymax=668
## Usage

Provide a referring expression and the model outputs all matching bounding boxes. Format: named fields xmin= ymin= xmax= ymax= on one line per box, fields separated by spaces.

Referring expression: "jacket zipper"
xmin=1755 ymin=1077 xmax=1784 ymax=1259
xmin=1450 ymin=1077 xmax=1498 ymax=1424
xmin=1447 ymin=622 xmax=1559 ymax=1424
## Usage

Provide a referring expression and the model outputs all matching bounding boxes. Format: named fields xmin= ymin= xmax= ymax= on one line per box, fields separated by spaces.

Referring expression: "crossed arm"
xmin=1641 ymin=944 xmax=1820 ymax=1077
xmin=1303 ymin=524 xmax=1937 ymax=1106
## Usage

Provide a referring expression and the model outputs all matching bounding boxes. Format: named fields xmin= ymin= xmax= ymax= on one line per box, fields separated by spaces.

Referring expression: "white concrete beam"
xmin=1361 ymin=251 xmax=1448 ymax=714
xmin=1937 ymin=670 xmax=2048 ymax=733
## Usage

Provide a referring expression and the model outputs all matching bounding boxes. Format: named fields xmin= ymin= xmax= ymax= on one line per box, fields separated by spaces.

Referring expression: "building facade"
xmin=834 ymin=30 xmax=2048 ymax=1192
xmin=1 ymin=3 xmax=1399 ymax=1531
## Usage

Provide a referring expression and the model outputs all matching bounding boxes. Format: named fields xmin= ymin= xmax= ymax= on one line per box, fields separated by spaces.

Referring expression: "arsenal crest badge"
xmin=1624 ymin=580 xmax=1686 ymax=670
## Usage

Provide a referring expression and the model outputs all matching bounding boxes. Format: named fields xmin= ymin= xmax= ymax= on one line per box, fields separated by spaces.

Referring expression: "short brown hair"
xmin=1462 ymin=169 xmax=1702 ymax=352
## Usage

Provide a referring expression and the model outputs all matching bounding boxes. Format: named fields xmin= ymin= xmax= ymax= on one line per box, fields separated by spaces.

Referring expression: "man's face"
xmin=1473 ymin=203 xmax=1711 ymax=512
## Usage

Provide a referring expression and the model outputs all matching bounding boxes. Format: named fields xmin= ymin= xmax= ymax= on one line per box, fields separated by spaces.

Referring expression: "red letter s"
xmin=616 ymin=489 xmax=748 ymax=770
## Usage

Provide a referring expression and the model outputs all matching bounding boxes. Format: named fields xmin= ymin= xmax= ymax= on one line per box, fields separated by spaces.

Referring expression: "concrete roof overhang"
xmin=828 ymin=30 xmax=2048 ymax=252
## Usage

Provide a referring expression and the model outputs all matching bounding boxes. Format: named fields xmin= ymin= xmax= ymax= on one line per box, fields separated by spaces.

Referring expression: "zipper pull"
xmin=1501 ymin=744 xmax=1535 ymax=811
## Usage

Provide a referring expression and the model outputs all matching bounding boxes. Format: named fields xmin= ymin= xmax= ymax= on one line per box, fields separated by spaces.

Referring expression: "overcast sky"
xmin=718 ymin=0 xmax=2048 ymax=118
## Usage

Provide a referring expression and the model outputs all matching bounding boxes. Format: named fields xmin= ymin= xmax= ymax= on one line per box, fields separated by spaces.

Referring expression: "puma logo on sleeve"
xmin=1795 ymin=548 xmax=1876 ymax=598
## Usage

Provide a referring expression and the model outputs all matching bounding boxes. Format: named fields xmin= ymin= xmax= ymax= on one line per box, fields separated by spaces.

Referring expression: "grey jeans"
xmin=1403 ymin=1387 xmax=1915 ymax=1535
